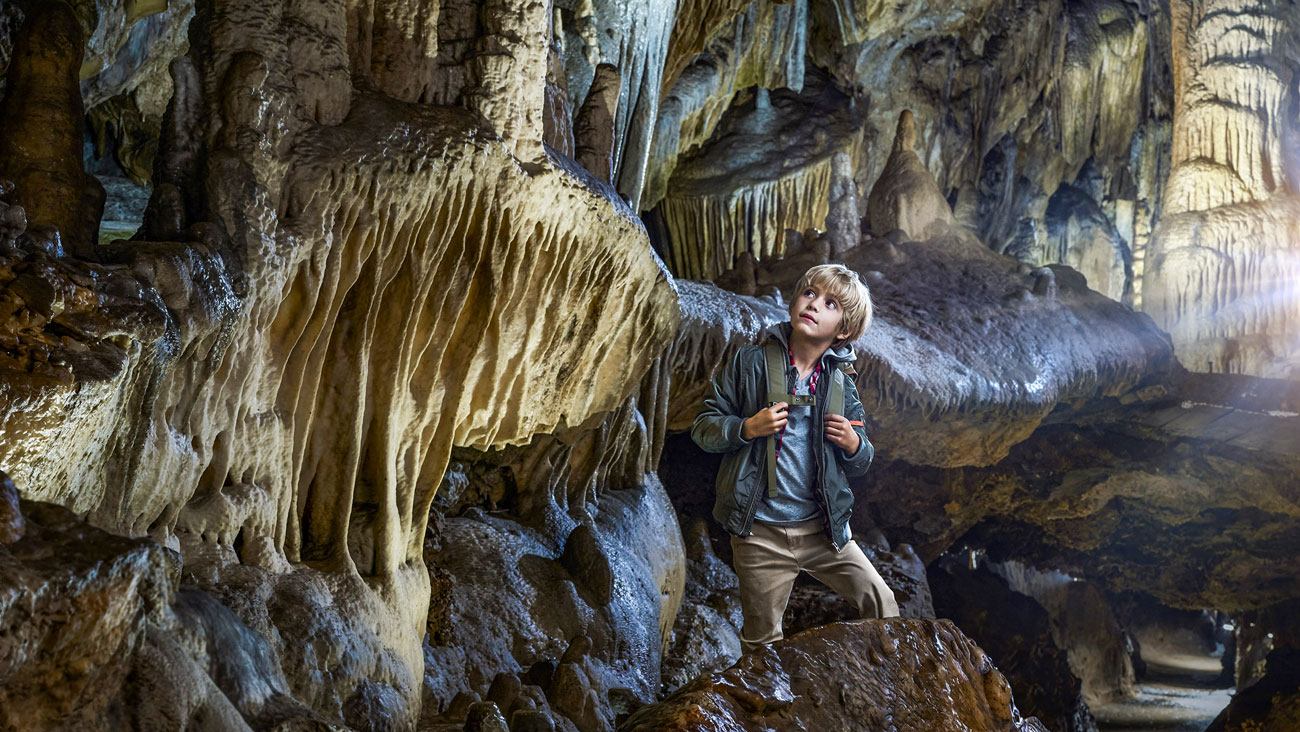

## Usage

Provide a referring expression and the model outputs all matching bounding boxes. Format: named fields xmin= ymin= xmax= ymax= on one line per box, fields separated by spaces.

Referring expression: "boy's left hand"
xmin=824 ymin=414 xmax=860 ymax=454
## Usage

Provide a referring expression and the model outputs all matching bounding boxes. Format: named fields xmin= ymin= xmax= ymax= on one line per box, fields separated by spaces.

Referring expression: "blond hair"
xmin=792 ymin=264 xmax=873 ymax=345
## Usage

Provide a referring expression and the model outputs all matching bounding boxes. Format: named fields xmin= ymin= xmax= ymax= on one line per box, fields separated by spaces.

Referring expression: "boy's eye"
xmin=827 ymin=300 xmax=838 ymax=309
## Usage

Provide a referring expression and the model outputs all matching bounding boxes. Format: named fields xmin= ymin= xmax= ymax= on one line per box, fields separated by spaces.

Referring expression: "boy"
xmin=692 ymin=263 xmax=898 ymax=652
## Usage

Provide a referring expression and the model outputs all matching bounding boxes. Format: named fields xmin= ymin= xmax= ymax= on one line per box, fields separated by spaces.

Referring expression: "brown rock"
xmin=574 ymin=64 xmax=621 ymax=184
xmin=622 ymin=618 xmax=1049 ymax=731
xmin=0 ymin=2 xmax=97 ymax=258
xmin=930 ymin=560 xmax=1097 ymax=732
xmin=866 ymin=110 xmax=955 ymax=242
xmin=0 ymin=499 xmax=173 ymax=730
xmin=548 ymin=661 xmax=590 ymax=720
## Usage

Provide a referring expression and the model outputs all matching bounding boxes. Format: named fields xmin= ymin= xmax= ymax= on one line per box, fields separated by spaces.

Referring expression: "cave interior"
xmin=1 ymin=0 xmax=1299 ymax=730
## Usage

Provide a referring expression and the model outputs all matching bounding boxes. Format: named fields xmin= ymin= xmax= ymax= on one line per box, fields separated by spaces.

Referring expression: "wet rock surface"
xmin=623 ymin=618 xmax=1050 ymax=732
xmin=419 ymin=396 xmax=684 ymax=732
xmin=659 ymin=518 xmax=743 ymax=694
xmin=0 ymin=478 xmax=344 ymax=731
xmin=0 ymin=494 xmax=172 ymax=730
xmin=930 ymin=559 xmax=1098 ymax=732
xmin=1205 ymin=649 xmax=1300 ymax=732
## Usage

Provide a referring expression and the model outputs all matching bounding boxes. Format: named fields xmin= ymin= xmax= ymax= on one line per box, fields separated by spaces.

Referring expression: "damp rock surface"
xmin=622 ymin=618 xmax=1049 ymax=732
xmin=930 ymin=560 xmax=1098 ymax=732
xmin=0 ymin=496 xmax=173 ymax=730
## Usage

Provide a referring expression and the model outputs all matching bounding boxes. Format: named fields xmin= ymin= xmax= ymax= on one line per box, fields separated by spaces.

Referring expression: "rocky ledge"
xmin=622 ymin=618 xmax=1049 ymax=732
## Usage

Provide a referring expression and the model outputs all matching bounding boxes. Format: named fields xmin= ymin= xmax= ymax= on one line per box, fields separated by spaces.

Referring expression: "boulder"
xmin=622 ymin=618 xmax=1049 ymax=732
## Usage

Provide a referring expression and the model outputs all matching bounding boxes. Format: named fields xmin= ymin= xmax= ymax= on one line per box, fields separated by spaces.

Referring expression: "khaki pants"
xmin=730 ymin=519 xmax=899 ymax=653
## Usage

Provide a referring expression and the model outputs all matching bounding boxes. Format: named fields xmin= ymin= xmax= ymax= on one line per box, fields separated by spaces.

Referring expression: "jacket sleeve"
xmin=691 ymin=348 xmax=754 ymax=454
xmin=837 ymin=372 xmax=875 ymax=476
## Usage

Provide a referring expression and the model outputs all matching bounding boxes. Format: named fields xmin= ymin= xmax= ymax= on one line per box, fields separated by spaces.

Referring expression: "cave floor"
xmin=1094 ymin=652 xmax=1235 ymax=732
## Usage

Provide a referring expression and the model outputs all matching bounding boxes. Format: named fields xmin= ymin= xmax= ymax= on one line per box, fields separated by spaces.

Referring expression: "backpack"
xmin=761 ymin=340 xmax=861 ymax=498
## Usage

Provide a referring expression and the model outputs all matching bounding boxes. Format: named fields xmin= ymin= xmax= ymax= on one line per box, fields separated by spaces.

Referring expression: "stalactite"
xmin=660 ymin=155 xmax=836 ymax=280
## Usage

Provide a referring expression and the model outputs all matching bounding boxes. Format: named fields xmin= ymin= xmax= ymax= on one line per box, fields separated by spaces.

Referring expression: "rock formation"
xmin=866 ymin=110 xmax=955 ymax=241
xmin=993 ymin=562 xmax=1136 ymax=706
xmin=623 ymin=618 xmax=1051 ymax=732
xmin=930 ymin=559 xmax=1099 ymax=732
xmin=1144 ymin=0 xmax=1300 ymax=378
xmin=2 ymin=0 xmax=1299 ymax=729
xmin=0 ymin=2 xmax=101 ymax=257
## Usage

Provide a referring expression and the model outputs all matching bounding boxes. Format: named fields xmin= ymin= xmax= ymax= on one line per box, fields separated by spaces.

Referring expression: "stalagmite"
xmin=573 ymin=63 xmax=621 ymax=184
xmin=826 ymin=151 xmax=860 ymax=258
xmin=866 ymin=110 xmax=955 ymax=241
xmin=0 ymin=2 xmax=100 ymax=257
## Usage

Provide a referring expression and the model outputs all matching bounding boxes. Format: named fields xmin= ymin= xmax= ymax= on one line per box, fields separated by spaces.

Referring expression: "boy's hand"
xmin=742 ymin=403 xmax=788 ymax=439
xmin=824 ymin=414 xmax=861 ymax=454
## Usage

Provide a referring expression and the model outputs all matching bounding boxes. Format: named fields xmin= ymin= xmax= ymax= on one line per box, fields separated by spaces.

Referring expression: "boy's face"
xmin=789 ymin=284 xmax=851 ymax=346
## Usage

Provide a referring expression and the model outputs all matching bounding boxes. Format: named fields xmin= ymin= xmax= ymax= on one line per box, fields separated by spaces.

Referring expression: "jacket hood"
xmin=761 ymin=321 xmax=856 ymax=364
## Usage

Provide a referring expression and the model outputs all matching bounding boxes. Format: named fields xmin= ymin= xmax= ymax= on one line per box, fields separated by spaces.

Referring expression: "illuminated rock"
xmin=0 ymin=0 xmax=678 ymax=724
xmin=656 ymin=71 xmax=858 ymax=280
xmin=1143 ymin=0 xmax=1300 ymax=378
xmin=645 ymin=0 xmax=810 ymax=214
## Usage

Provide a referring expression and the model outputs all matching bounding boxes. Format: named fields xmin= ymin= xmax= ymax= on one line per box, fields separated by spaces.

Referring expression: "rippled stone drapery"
xmin=0 ymin=0 xmax=679 ymax=723
xmin=1144 ymin=0 xmax=1300 ymax=378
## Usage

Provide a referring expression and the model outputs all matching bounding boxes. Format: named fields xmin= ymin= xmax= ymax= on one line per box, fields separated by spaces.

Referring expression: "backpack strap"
xmin=763 ymin=341 xmax=813 ymax=406
xmin=763 ymin=341 xmax=786 ymax=499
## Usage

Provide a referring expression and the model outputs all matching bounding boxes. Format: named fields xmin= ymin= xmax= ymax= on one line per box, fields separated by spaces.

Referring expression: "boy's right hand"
xmin=742 ymin=402 xmax=788 ymax=440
